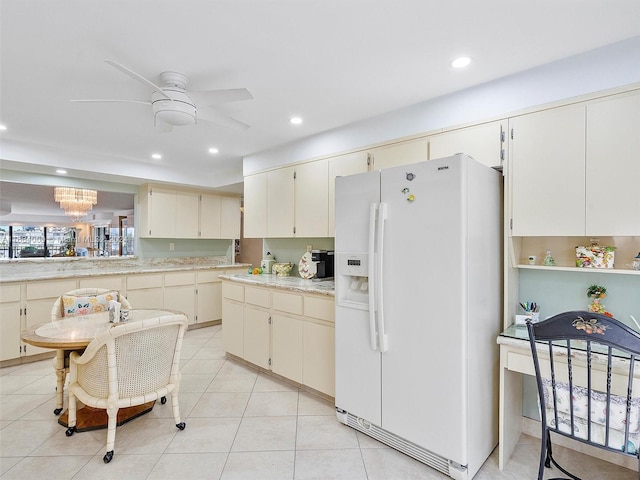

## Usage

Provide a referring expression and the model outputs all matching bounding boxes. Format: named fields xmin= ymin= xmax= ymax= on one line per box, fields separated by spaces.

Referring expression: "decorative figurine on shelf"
xmin=586 ymin=284 xmax=613 ymax=317
xmin=543 ymin=250 xmax=556 ymax=266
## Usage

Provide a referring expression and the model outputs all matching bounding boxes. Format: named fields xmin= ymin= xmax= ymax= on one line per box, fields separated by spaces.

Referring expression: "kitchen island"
xmin=221 ymin=273 xmax=335 ymax=398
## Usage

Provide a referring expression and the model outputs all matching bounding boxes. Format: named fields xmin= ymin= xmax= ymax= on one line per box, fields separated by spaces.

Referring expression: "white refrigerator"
xmin=334 ymin=154 xmax=502 ymax=480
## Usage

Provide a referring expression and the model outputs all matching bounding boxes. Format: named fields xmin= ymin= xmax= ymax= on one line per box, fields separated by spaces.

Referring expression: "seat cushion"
xmin=62 ymin=291 xmax=119 ymax=317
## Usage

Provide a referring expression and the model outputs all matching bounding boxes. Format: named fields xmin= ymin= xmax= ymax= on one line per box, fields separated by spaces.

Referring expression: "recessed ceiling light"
xmin=451 ymin=56 xmax=472 ymax=69
xmin=151 ymin=153 xmax=162 ymax=160
xmin=208 ymin=147 xmax=219 ymax=154
xmin=0 ymin=125 xmax=7 ymax=131
xmin=56 ymin=169 xmax=68 ymax=175
xmin=290 ymin=116 xmax=303 ymax=125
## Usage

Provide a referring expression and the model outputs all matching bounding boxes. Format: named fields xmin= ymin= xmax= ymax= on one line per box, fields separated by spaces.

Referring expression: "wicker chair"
xmin=65 ymin=312 xmax=188 ymax=463
xmin=527 ymin=310 xmax=640 ymax=480
xmin=50 ymin=288 xmax=132 ymax=415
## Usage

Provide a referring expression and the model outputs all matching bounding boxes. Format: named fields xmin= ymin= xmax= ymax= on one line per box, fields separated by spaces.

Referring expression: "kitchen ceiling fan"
xmin=72 ymin=60 xmax=253 ymax=131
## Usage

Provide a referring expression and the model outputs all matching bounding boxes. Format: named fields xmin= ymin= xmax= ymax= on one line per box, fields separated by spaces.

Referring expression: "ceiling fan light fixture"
xmin=151 ymin=90 xmax=196 ymax=126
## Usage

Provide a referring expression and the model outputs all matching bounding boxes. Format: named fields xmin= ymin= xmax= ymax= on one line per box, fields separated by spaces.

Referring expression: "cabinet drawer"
xmin=0 ymin=284 xmax=21 ymax=303
xmin=79 ymin=276 xmax=122 ymax=291
xmin=223 ymin=282 xmax=244 ymax=302
xmin=164 ymin=271 xmax=196 ymax=287
xmin=305 ymin=295 xmax=334 ymax=322
xmin=197 ymin=270 xmax=222 ymax=283
xmin=26 ymin=279 xmax=77 ymax=300
xmin=126 ymin=274 xmax=163 ymax=290
xmin=273 ymin=291 xmax=303 ymax=315
xmin=246 ymin=286 xmax=271 ymax=308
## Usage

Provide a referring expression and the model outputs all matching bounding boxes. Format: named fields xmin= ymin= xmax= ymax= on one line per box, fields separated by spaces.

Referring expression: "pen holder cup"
xmin=515 ymin=312 xmax=540 ymax=326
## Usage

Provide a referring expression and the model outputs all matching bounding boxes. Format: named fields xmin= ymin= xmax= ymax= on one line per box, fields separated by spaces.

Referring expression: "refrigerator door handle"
xmin=377 ymin=202 xmax=389 ymax=353
xmin=368 ymin=203 xmax=378 ymax=351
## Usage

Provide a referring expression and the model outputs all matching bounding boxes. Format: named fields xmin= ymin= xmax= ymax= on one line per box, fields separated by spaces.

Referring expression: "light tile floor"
xmin=0 ymin=324 xmax=636 ymax=479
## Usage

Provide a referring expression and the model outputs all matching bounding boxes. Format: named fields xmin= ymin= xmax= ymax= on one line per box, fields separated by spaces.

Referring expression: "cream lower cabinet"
xmin=164 ymin=271 xmax=196 ymax=324
xmin=25 ymin=279 xmax=78 ymax=356
xmin=222 ymin=282 xmax=245 ymax=357
xmin=125 ymin=273 xmax=164 ymax=309
xmin=221 ymin=280 xmax=335 ymax=396
xmin=271 ymin=313 xmax=303 ymax=383
xmin=0 ymin=284 xmax=23 ymax=361
xmin=196 ymin=270 xmax=222 ymax=324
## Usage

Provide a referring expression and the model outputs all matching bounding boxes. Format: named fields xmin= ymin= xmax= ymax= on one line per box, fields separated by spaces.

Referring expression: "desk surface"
xmin=21 ymin=309 xmax=179 ymax=349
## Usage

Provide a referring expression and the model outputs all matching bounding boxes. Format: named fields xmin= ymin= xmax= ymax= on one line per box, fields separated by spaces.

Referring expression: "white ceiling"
xmin=1 ymin=0 xmax=640 ymax=223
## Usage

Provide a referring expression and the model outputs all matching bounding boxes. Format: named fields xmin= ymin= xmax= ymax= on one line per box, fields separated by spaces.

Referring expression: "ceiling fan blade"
xmin=197 ymin=109 xmax=250 ymax=131
xmin=71 ymin=99 xmax=152 ymax=105
xmin=104 ymin=60 xmax=173 ymax=101
xmin=190 ymin=88 xmax=253 ymax=106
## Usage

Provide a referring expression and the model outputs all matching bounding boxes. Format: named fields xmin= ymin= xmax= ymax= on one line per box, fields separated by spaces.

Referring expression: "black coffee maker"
xmin=311 ymin=249 xmax=334 ymax=279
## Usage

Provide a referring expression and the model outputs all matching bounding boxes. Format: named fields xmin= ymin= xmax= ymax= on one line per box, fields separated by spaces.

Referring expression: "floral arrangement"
xmin=586 ymin=284 xmax=613 ymax=317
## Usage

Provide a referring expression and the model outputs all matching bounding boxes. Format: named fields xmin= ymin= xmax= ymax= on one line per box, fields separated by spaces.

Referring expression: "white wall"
xmin=243 ymin=35 xmax=640 ymax=175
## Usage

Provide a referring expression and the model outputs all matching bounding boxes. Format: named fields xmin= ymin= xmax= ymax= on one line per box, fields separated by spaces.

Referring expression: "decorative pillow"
xmin=62 ymin=291 xmax=119 ymax=317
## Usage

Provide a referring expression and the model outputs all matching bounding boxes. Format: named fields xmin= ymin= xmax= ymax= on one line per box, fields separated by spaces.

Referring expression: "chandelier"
xmin=54 ymin=187 xmax=98 ymax=221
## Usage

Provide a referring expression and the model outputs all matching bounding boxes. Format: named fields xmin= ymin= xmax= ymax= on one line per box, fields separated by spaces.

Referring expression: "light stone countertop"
xmin=0 ymin=256 xmax=249 ymax=283
xmin=220 ymin=273 xmax=335 ymax=297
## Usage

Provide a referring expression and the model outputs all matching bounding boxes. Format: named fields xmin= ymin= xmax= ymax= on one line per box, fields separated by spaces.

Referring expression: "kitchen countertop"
xmin=0 ymin=256 xmax=249 ymax=283
xmin=220 ymin=273 xmax=335 ymax=297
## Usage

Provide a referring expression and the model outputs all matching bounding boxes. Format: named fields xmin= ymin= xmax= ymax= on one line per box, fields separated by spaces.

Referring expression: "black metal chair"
xmin=527 ymin=310 xmax=640 ymax=480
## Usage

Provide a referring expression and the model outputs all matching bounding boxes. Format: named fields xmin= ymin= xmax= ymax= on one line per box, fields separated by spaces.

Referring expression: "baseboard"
xmin=522 ymin=417 xmax=638 ymax=471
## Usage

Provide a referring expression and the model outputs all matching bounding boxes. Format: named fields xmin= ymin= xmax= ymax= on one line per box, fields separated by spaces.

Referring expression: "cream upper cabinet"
xmin=510 ymin=104 xmax=586 ymax=236
xmin=200 ymin=194 xmax=241 ymax=239
xmin=266 ymin=166 xmax=295 ymax=237
xmin=243 ymin=172 xmax=268 ymax=238
xmin=220 ymin=196 xmax=241 ymax=239
xmin=175 ymin=190 xmax=200 ymax=239
xmin=200 ymin=194 xmax=222 ymax=239
xmin=429 ymin=120 xmax=507 ymax=168
xmin=586 ymin=90 xmax=640 ymax=236
xmin=139 ymin=185 xmax=177 ymax=238
xmin=370 ymin=137 xmax=428 ymax=170
xmin=295 ymin=159 xmax=329 ymax=237
xmin=328 ymin=151 xmax=370 ymax=237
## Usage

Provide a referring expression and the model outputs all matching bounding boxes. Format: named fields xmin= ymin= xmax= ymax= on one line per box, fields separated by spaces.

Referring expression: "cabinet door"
xmin=510 ymin=104 xmax=586 ymax=236
xmin=267 ymin=166 xmax=295 ymax=237
xmin=303 ymin=321 xmax=335 ymax=396
xmin=328 ymin=151 xmax=370 ymax=237
xmin=149 ymin=187 xmax=176 ymax=238
xmin=25 ymin=279 xmax=77 ymax=356
xmin=222 ymin=299 xmax=244 ymax=357
xmin=295 ymin=160 xmax=329 ymax=237
xmin=0 ymin=285 xmax=22 ymax=361
xmin=272 ymin=313 xmax=303 ymax=383
xmin=200 ymin=194 xmax=222 ymax=239
xmin=220 ymin=196 xmax=241 ymax=239
xmin=371 ymin=137 xmax=428 ymax=170
xmin=175 ymin=191 xmax=200 ymax=239
xmin=429 ymin=120 xmax=506 ymax=168
xmin=243 ymin=173 xmax=268 ymax=238
xmin=243 ymin=305 xmax=271 ymax=369
xmin=165 ymin=272 xmax=201 ymax=324
xmin=125 ymin=274 xmax=163 ymax=309
xmin=197 ymin=281 xmax=223 ymax=323
xmin=586 ymin=91 xmax=640 ymax=236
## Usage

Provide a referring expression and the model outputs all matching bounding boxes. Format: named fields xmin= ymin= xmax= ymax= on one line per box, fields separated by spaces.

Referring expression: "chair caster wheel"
xmin=65 ymin=426 xmax=77 ymax=437
xmin=161 ymin=396 xmax=167 ymax=404
xmin=54 ymin=408 xmax=63 ymax=415
xmin=176 ymin=422 xmax=186 ymax=430
xmin=103 ymin=451 xmax=113 ymax=463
